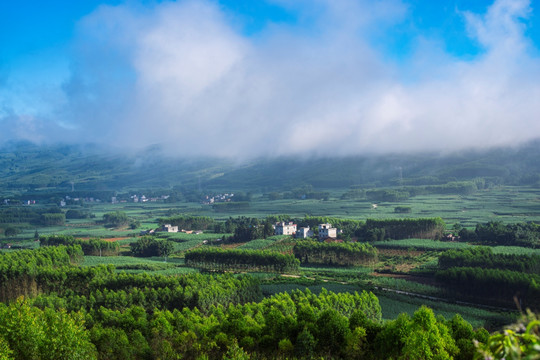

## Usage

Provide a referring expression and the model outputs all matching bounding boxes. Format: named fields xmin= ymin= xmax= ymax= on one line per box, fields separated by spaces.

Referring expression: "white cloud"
xmin=3 ymin=0 xmax=540 ymax=159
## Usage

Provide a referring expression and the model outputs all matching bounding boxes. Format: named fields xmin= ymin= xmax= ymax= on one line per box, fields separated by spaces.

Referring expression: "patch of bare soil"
xmin=221 ymin=243 xmax=245 ymax=249
xmin=102 ymin=237 xmax=129 ymax=242
xmin=378 ymin=248 xmax=425 ymax=257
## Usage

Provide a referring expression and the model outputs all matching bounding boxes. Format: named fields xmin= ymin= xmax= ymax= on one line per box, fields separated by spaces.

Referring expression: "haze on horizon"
xmin=1 ymin=0 xmax=540 ymax=160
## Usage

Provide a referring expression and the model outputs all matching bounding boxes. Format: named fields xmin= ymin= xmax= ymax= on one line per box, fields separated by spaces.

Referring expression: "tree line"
xmin=438 ymin=247 xmax=540 ymax=274
xmin=293 ymin=240 xmax=378 ymax=266
xmin=435 ymin=266 xmax=540 ymax=309
xmin=358 ymin=217 xmax=445 ymax=241
xmin=40 ymin=235 xmax=120 ymax=256
xmin=0 ymin=206 xmax=65 ymax=226
xmin=157 ymin=214 xmax=215 ymax=230
xmin=185 ymin=247 xmax=300 ymax=273
xmin=458 ymin=221 xmax=540 ymax=247
xmin=129 ymin=236 xmax=174 ymax=261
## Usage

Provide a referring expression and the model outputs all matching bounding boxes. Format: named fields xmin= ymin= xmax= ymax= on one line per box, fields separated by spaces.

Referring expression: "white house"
xmin=161 ymin=224 xmax=179 ymax=233
xmin=275 ymin=221 xmax=297 ymax=235
xmin=295 ymin=226 xmax=313 ymax=239
xmin=318 ymin=223 xmax=337 ymax=240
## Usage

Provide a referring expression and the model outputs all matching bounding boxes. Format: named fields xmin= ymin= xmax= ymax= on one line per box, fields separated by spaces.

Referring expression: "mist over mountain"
xmin=1 ymin=140 xmax=539 ymax=195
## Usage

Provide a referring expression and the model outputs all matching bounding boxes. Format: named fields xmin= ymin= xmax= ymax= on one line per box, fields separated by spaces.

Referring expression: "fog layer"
xmin=2 ymin=0 xmax=540 ymax=159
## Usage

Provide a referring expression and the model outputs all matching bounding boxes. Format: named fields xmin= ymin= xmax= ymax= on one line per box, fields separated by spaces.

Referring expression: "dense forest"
xmin=0 ymin=245 xmax=506 ymax=359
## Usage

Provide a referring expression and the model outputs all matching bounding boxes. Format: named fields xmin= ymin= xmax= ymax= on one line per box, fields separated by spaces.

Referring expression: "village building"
xmin=274 ymin=221 xmax=297 ymax=235
xmin=295 ymin=226 xmax=313 ymax=238
xmin=161 ymin=224 xmax=179 ymax=233
xmin=318 ymin=223 xmax=337 ymax=240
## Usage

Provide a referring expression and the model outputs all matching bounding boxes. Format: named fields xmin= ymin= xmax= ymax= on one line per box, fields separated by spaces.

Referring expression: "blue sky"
xmin=1 ymin=0 xmax=523 ymax=64
xmin=1 ymin=0 xmax=540 ymax=158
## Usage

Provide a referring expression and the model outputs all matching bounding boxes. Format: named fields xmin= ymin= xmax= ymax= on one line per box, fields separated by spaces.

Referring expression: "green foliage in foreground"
xmin=475 ymin=312 xmax=540 ymax=360
xmin=0 ymin=244 xmax=535 ymax=359
xmin=0 ymin=297 xmax=96 ymax=360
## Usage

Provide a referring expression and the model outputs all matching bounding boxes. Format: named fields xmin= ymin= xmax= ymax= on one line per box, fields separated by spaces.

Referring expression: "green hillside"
xmin=1 ymin=140 xmax=540 ymax=195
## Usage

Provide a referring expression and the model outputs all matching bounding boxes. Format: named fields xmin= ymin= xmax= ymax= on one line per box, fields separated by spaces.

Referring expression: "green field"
xmin=8 ymin=185 xmax=540 ymax=245
xmin=4 ymin=183 xmax=539 ymax=337
xmin=372 ymin=238 xmax=471 ymax=251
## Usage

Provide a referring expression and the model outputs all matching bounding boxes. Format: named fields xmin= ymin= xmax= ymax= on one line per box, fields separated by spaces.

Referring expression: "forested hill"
xmin=1 ymin=140 xmax=540 ymax=193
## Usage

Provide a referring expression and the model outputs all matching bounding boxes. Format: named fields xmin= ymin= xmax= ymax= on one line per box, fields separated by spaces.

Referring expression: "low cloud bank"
xmin=2 ymin=0 xmax=540 ymax=159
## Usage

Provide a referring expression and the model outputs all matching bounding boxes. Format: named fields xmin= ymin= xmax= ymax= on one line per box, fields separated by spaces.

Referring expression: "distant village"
xmin=274 ymin=221 xmax=343 ymax=242
xmin=3 ymin=192 xmax=238 ymax=208
xmin=140 ymin=224 xmax=204 ymax=236
xmin=142 ymin=220 xmax=342 ymax=242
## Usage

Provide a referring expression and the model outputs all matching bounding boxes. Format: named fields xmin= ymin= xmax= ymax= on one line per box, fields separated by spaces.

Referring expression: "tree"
xmin=0 ymin=298 xmax=97 ymax=360
xmin=315 ymin=309 xmax=350 ymax=356
xmin=130 ymin=237 xmax=174 ymax=260
xmin=263 ymin=221 xmax=274 ymax=238
xmin=295 ymin=327 xmax=316 ymax=359
xmin=102 ymin=211 xmax=129 ymax=228
xmin=222 ymin=340 xmax=250 ymax=360
xmin=3 ymin=227 xmax=18 ymax=237
xmin=157 ymin=240 xmax=174 ymax=262
xmin=0 ymin=335 xmax=13 ymax=360
xmin=401 ymin=306 xmax=458 ymax=360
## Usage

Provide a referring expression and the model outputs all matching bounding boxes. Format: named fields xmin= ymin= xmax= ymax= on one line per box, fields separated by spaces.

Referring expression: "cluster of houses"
xmin=140 ymin=224 xmax=203 ymax=236
xmin=274 ymin=221 xmax=340 ymax=241
xmin=201 ymin=193 xmax=234 ymax=205
xmin=128 ymin=194 xmax=170 ymax=203
xmin=4 ymin=199 xmax=36 ymax=205
xmin=60 ymin=196 xmax=103 ymax=207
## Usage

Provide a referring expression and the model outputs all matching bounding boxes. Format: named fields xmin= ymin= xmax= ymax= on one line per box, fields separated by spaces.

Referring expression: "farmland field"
xmin=4 ymin=183 xmax=539 ymax=336
xmin=10 ymin=185 xmax=540 ymax=244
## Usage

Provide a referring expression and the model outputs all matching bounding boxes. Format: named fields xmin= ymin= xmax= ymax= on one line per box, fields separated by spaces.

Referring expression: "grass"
xmin=373 ymin=239 xmax=471 ymax=251
xmin=238 ymin=239 xmax=276 ymax=250
xmin=173 ymin=239 xmax=205 ymax=253
xmin=372 ymin=239 xmax=540 ymax=255
xmin=366 ymin=276 xmax=441 ymax=296
xmin=82 ymin=255 xmax=170 ymax=267
xmin=82 ymin=255 xmax=199 ymax=275
xmin=490 ymin=246 xmax=540 ymax=256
